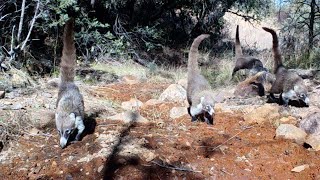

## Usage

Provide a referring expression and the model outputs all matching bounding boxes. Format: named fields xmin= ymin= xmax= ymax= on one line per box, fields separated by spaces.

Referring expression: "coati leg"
xmin=75 ymin=116 xmax=85 ymax=141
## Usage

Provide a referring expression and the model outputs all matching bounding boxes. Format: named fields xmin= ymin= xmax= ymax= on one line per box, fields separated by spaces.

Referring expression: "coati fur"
xmin=187 ymin=34 xmax=215 ymax=125
xmin=232 ymin=25 xmax=267 ymax=77
xmin=234 ymin=71 xmax=266 ymax=97
xmin=55 ymin=18 xmax=85 ymax=148
xmin=262 ymin=27 xmax=309 ymax=107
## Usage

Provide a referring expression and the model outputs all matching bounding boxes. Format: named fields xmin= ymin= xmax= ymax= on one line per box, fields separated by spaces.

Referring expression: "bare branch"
xmin=21 ymin=0 xmax=40 ymax=51
xmin=17 ymin=0 xmax=26 ymax=42
xmin=226 ymin=10 xmax=257 ymax=24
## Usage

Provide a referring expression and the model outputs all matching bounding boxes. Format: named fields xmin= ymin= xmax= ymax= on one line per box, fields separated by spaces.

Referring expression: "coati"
xmin=262 ymin=27 xmax=309 ymax=107
xmin=234 ymin=71 xmax=266 ymax=97
xmin=187 ymin=34 xmax=215 ymax=125
xmin=232 ymin=25 xmax=267 ymax=77
xmin=55 ymin=18 xmax=85 ymax=148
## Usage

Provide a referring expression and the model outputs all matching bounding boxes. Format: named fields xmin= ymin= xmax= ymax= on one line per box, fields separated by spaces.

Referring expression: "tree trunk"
xmin=308 ymin=0 xmax=315 ymax=57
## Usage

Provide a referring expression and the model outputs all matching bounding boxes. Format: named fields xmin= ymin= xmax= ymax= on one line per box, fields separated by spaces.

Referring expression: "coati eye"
xmin=65 ymin=129 xmax=71 ymax=134
xmin=299 ymin=94 xmax=305 ymax=98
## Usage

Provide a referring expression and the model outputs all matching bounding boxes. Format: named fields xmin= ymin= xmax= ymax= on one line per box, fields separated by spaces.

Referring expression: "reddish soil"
xmin=0 ymin=82 xmax=319 ymax=180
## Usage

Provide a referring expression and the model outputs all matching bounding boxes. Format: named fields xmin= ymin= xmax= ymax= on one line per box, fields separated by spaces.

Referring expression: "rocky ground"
xmin=0 ymin=67 xmax=320 ymax=179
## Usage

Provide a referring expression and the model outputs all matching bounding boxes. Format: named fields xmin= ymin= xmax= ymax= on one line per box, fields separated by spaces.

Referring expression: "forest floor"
xmin=0 ymin=64 xmax=320 ymax=180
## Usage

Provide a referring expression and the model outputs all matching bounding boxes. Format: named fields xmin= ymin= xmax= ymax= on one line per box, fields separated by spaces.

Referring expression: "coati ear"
xmin=69 ymin=113 xmax=76 ymax=122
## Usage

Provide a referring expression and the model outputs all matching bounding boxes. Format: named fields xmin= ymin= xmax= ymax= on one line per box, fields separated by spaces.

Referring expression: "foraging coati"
xmin=232 ymin=25 xmax=267 ymax=77
xmin=55 ymin=19 xmax=85 ymax=148
xmin=187 ymin=34 xmax=215 ymax=125
xmin=262 ymin=27 xmax=309 ymax=107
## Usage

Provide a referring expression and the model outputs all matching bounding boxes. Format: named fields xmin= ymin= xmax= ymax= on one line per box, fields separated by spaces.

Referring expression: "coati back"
xmin=55 ymin=18 xmax=85 ymax=148
xmin=187 ymin=34 xmax=215 ymax=125
xmin=262 ymin=27 xmax=309 ymax=106
xmin=232 ymin=25 xmax=267 ymax=77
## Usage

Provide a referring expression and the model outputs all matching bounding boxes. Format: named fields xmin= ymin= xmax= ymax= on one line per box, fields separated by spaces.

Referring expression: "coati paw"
xmin=191 ymin=116 xmax=197 ymax=122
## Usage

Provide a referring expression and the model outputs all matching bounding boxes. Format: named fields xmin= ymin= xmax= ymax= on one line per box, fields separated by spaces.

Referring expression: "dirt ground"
xmin=0 ymin=81 xmax=319 ymax=180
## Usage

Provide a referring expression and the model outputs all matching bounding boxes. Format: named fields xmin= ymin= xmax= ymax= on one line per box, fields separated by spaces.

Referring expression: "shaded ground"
xmin=0 ymin=81 xmax=319 ymax=180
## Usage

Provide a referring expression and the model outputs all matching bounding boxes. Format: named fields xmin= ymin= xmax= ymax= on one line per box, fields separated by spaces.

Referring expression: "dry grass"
xmin=0 ymin=110 xmax=35 ymax=147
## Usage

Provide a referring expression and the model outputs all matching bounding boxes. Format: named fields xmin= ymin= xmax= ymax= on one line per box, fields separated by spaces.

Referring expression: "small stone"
xmin=51 ymin=161 xmax=57 ymax=168
xmin=291 ymin=164 xmax=309 ymax=172
xmin=0 ymin=91 xmax=5 ymax=99
xmin=97 ymin=165 xmax=103 ymax=173
xmin=121 ymin=98 xmax=143 ymax=111
xmin=107 ymin=111 xmax=148 ymax=123
xmin=121 ymin=75 xmax=140 ymax=85
xmin=143 ymin=99 xmax=163 ymax=106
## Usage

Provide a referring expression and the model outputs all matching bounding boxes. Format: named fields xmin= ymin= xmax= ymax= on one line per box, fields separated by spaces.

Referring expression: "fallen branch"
xmin=151 ymin=160 xmax=201 ymax=173
xmin=201 ymin=125 xmax=254 ymax=151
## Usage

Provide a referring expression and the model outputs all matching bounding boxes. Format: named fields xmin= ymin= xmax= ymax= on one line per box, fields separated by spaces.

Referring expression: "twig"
xmin=201 ymin=125 xmax=254 ymax=151
xmin=151 ymin=160 xmax=201 ymax=173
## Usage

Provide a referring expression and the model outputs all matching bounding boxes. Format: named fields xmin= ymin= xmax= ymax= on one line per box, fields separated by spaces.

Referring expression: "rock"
xmin=177 ymin=79 xmax=187 ymax=89
xmin=107 ymin=111 xmax=148 ymax=123
xmin=46 ymin=78 xmax=60 ymax=88
xmin=0 ymin=91 xmax=4 ymax=99
xmin=276 ymin=124 xmax=307 ymax=144
xmin=11 ymin=72 xmax=29 ymax=88
xmin=143 ymin=99 xmax=163 ymax=107
xmin=243 ymin=104 xmax=281 ymax=124
xmin=291 ymin=164 xmax=309 ymax=172
xmin=276 ymin=116 xmax=297 ymax=125
xmin=121 ymin=98 xmax=143 ymax=111
xmin=121 ymin=75 xmax=140 ymax=85
xmin=10 ymin=103 xmax=24 ymax=110
xmin=305 ymin=135 xmax=320 ymax=151
xmin=299 ymin=112 xmax=320 ymax=135
xmin=159 ymin=84 xmax=186 ymax=102
xmin=42 ymin=92 xmax=53 ymax=98
xmin=289 ymin=69 xmax=320 ymax=79
xmin=29 ymin=110 xmax=55 ymax=129
xmin=169 ymin=107 xmax=188 ymax=119
xmin=29 ymin=128 xmax=40 ymax=135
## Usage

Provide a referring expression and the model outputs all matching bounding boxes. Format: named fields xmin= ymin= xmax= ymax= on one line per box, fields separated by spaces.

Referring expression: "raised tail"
xmin=187 ymin=34 xmax=210 ymax=75
xmin=60 ymin=18 xmax=76 ymax=83
xmin=262 ymin=27 xmax=282 ymax=74
xmin=235 ymin=25 xmax=243 ymax=57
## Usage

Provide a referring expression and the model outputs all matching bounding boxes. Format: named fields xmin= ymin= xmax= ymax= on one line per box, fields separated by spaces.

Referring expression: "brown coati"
xmin=55 ymin=18 xmax=85 ymax=148
xmin=187 ymin=34 xmax=215 ymax=125
xmin=262 ymin=27 xmax=309 ymax=107
xmin=234 ymin=71 xmax=266 ymax=97
xmin=232 ymin=25 xmax=267 ymax=77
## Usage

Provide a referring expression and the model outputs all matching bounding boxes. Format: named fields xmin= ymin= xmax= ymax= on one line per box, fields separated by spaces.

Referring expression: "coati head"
xmin=190 ymin=93 xmax=215 ymax=124
xmin=293 ymin=85 xmax=309 ymax=105
xmin=282 ymin=85 xmax=309 ymax=106
xmin=55 ymin=112 xmax=78 ymax=148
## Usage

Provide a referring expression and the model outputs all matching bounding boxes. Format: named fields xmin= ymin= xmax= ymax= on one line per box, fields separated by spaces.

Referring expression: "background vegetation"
xmin=0 ymin=0 xmax=319 ymax=76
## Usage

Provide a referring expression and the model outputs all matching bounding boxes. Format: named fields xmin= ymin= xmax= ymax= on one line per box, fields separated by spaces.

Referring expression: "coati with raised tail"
xmin=262 ymin=27 xmax=309 ymax=107
xmin=232 ymin=25 xmax=267 ymax=77
xmin=55 ymin=18 xmax=85 ymax=148
xmin=187 ymin=34 xmax=215 ymax=125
